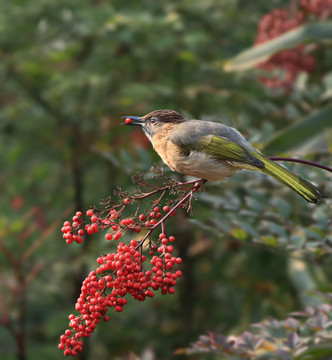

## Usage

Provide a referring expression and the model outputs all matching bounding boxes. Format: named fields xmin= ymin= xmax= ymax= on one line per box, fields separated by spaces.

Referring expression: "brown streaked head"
xmin=142 ymin=110 xmax=185 ymax=123
xmin=122 ymin=109 xmax=186 ymax=142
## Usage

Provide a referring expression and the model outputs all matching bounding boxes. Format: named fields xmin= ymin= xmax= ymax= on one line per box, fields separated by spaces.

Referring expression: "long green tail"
xmin=256 ymin=154 xmax=326 ymax=204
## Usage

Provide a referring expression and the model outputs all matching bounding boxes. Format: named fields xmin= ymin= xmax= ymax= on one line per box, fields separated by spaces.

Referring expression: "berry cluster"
xmin=61 ymin=204 xmax=175 ymax=245
xmin=58 ymin=236 xmax=182 ymax=356
xmin=59 ymin=175 xmax=203 ymax=356
xmin=61 ymin=209 xmax=124 ymax=245
xmin=255 ymin=0 xmax=331 ymax=92
xmin=301 ymin=0 xmax=332 ymax=18
xmin=61 ymin=212 xmax=85 ymax=244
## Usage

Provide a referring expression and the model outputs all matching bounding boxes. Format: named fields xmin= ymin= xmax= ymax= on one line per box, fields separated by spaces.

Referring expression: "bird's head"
xmin=123 ymin=110 xmax=185 ymax=142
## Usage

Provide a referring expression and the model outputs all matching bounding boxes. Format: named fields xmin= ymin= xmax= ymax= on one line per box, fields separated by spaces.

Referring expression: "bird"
xmin=123 ymin=109 xmax=326 ymax=204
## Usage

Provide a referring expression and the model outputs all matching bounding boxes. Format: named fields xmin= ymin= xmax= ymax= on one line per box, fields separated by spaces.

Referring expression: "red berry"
xmin=125 ymin=117 xmax=132 ymax=124
xmin=163 ymin=206 xmax=170 ymax=212
xmin=130 ymin=239 xmax=137 ymax=246
xmin=64 ymin=348 xmax=71 ymax=356
xmin=76 ymin=236 xmax=83 ymax=244
xmin=139 ymin=214 xmax=146 ymax=221
xmin=91 ymin=223 xmax=99 ymax=233
xmin=176 ymin=270 xmax=182 ymax=277
xmin=167 ymin=245 xmax=173 ymax=253
xmin=86 ymin=209 xmax=94 ymax=217
xmin=105 ymin=233 xmax=113 ymax=241
xmin=124 ymin=198 xmax=131 ymax=204
xmin=87 ymin=227 xmax=94 ymax=235
xmin=114 ymin=232 xmax=122 ymax=240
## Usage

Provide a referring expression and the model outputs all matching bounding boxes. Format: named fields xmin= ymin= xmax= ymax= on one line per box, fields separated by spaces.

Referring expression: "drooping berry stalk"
xmin=58 ymin=172 xmax=206 ymax=356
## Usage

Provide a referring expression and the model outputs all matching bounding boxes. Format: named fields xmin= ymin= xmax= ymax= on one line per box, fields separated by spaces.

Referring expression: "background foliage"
xmin=0 ymin=0 xmax=331 ymax=359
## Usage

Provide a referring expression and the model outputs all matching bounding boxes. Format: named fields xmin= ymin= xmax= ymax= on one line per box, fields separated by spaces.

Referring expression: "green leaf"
xmin=263 ymin=221 xmax=288 ymax=238
xmin=322 ymin=72 xmax=332 ymax=100
xmin=224 ymin=22 xmax=332 ymax=72
xmin=261 ymin=236 xmax=278 ymax=247
xmin=294 ymin=344 xmax=332 ymax=360
xmin=231 ymin=227 xmax=248 ymax=241
xmin=262 ymin=104 xmax=332 ymax=153
xmin=245 ymin=196 xmax=263 ymax=213
xmin=273 ymin=197 xmax=291 ymax=218
xmin=234 ymin=219 xmax=259 ymax=238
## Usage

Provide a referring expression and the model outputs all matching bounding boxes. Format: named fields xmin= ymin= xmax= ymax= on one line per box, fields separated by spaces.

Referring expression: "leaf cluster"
xmin=183 ymin=302 xmax=332 ymax=360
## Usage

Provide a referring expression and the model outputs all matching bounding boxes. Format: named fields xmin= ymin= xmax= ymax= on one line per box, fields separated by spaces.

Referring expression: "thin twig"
xmin=134 ymin=179 xmax=207 ymax=250
xmin=269 ymin=156 xmax=332 ymax=173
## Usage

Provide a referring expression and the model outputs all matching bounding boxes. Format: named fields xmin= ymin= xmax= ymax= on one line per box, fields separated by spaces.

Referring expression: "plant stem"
xmin=135 ymin=179 xmax=206 ymax=249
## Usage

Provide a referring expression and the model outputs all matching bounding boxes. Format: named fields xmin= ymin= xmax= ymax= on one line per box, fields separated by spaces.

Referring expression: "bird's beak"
xmin=121 ymin=116 xmax=144 ymax=126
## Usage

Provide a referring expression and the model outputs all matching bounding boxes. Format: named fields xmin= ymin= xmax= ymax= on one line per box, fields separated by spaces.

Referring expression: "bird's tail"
xmin=255 ymin=154 xmax=326 ymax=204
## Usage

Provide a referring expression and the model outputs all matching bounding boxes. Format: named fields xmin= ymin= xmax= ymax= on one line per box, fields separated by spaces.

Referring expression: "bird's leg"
xmin=193 ymin=178 xmax=207 ymax=192
xmin=174 ymin=178 xmax=207 ymax=190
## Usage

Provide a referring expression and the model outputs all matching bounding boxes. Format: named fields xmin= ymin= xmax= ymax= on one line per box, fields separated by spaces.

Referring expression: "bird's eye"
xmin=150 ymin=117 xmax=158 ymax=125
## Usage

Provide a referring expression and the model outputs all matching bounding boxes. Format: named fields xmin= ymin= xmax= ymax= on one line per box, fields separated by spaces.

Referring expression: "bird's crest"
xmin=143 ymin=110 xmax=185 ymax=123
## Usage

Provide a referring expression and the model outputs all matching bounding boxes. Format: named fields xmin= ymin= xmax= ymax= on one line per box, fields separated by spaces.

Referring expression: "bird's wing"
xmin=168 ymin=120 xmax=265 ymax=168
xmin=194 ymin=135 xmax=265 ymax=169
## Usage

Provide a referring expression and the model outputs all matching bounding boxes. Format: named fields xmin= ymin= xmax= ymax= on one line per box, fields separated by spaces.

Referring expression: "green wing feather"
xmin=195 ymin=135 xmax=325 ymax=204
xmin=197 ymin=135 xmax=265 ymax=168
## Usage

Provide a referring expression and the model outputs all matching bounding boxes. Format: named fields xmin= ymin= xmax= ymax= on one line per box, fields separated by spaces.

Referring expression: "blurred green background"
xmin=1 ymin=0 xmax=331 ymax=359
